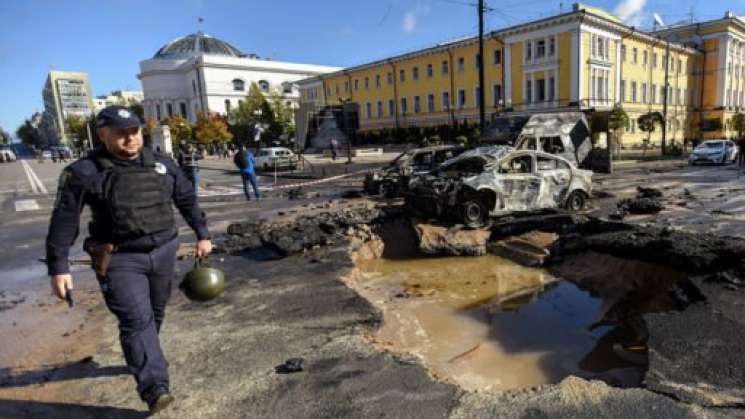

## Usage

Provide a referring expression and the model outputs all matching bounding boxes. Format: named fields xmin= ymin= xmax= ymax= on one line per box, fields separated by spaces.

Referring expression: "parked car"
xmin=40 ymin=149 xmax=53 ymax=160
xmin=50 ymin=145 xmax=74 ymax=160
xmin=364 ymin=145 xmax=466 ymax=197
xmin=0 ymin=145 xmax=16 ymax=162
xmin=254 ymin=147 xmax=298 ymax=171
xmin=689 ymin=140 xmax=739 ymax=165
xmin=405 ymin=146 xmax=593 ymax=228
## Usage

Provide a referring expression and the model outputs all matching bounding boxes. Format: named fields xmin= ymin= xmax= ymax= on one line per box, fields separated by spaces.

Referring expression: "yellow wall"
xmin=558 ymin=32 xmax=573 ymax=105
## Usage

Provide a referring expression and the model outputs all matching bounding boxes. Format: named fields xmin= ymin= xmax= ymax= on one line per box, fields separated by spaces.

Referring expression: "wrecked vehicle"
xmin=405 ymin=146 xmax=593 ymax=228
xmin=363 ymin=145 xmax=465 ymax=197
xmin=513 ymin=112 xmax=592 ymax=168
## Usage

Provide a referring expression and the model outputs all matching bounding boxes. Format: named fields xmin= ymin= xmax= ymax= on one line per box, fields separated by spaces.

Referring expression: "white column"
xmin=531 ymin=73 xmax=536 ymax=105
xmin=571 ymin=29 xmax=581 ymax=103
xmin=615 ymin=39 xmax=622 ymax=104
xmin=505 ymin=43 xmax=513 ymax=106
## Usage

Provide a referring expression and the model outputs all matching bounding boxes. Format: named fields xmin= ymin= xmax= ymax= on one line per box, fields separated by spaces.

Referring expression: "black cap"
xmin=96 ymin=105 xmax=142 ymax=129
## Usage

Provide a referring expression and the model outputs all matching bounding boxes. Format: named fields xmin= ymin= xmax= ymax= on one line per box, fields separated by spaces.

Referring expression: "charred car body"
xmin=364 ymin=145 xmax=465 ymax=197
xmin=405 ymin=146 xmax=593 ymax=228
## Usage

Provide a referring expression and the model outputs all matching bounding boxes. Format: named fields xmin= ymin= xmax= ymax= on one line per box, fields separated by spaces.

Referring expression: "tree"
xmin=268 ymin=93 xmax=295 ymax=142
xmin=729 ymin=112 xmax=745 ymax=139
xmin=637 ymin=112 xmax=664 ymax=150
xmin=607 ymin=104 xmax=629 ymax=157
xmin=16 ymin=117 xmax=44 ymax=147
xmin=194 ymin=112 xmax=233 ymax=145
xmin=0 ymin=127 xmax=10 ymax=144
xmin=231 ymin=82 xmax=268 ymax=126
xmin=161 ymin=114 xmax=192 ymax=147
xmin=64 ymin=114 xmax=89 ymax=151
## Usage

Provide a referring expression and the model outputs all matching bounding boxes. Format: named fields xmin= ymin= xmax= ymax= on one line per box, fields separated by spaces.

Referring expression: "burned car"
xmin=405 ymin=146 xmax=593 ymax=228
xmin=364 ymin=145 xmax=465 ymax=197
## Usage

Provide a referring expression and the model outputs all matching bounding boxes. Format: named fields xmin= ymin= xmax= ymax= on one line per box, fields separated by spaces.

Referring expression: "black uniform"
xmin=46 ymin=144 xmax=209 ymax=404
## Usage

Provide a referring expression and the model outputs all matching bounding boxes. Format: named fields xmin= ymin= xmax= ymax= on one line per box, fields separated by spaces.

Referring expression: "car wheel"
xmin=565 ymin=190 xmax=587 ymax=212
xmin=461 ymin=200 xmax=487 ymax=229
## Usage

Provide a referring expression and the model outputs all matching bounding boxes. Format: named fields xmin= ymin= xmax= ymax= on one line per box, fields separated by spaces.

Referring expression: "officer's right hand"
xmin=50 ymin=274 xmax=73 ymax=300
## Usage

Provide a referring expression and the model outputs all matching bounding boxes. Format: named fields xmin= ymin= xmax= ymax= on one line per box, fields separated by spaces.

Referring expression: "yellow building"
xmin=298 ymin=4 xmax=745 ymax=146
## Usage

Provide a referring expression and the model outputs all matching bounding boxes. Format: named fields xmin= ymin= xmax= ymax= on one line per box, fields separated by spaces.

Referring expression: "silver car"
xmin=689 ymin=140 xmax=739 ymax=165
xmin=406 ymin=147 xmax=593 ymax=228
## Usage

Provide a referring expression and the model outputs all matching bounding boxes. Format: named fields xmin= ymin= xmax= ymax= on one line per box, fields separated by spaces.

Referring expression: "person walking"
xmin=177 ymin=144 xmax=202 ymax=195
xmin=46 ymin=105 xmax=212 ymax=414
xmin=330 ymin=138 xmax=338 ymax=161
xmin=234 ymin=145 xmax=260 ymax=200
xmin=738 ymin=137 xmax=745 ymax=166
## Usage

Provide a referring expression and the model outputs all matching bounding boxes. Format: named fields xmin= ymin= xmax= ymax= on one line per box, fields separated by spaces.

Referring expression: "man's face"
xmin=98 ymin=126 xmax=143 ymax=159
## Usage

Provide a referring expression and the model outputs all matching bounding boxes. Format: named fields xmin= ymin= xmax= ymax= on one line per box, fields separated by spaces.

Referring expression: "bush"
xmin=664 ymin=143 xmax=684 ymax=157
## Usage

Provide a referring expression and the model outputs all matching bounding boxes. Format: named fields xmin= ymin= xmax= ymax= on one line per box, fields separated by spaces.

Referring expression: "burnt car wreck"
xmin=363 ymin=145 xmax=465 ymax=197
xmin=405 ymin=146 xmax=593 ymax=228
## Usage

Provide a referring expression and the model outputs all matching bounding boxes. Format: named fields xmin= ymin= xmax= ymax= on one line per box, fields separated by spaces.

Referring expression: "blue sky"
xmin=0 ymin=0 xmax=739 ymax=136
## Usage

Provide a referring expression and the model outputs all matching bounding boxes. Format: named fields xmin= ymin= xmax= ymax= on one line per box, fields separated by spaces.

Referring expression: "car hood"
xmin=693 ymin=146 xmax=724 ymax=154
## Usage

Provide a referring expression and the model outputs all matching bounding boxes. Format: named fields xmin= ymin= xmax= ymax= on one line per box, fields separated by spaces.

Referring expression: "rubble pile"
xmin=612 ymin=187 xmax=665 ymax=219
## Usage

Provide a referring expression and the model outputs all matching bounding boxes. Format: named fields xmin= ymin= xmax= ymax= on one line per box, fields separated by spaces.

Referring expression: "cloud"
xmin=402 ymin=2 xmax=431 ymax=34
xmin=614 ymin=0 xmax=648 ymax=26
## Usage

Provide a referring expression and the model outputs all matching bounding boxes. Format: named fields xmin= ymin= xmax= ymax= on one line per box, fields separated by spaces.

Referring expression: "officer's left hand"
xmin=196 ymin=239 xmax=212 ymax=258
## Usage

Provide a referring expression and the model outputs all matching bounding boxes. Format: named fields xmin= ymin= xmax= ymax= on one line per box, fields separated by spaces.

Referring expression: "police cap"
xmin=96 ymin=105 xmax=142 ymax=129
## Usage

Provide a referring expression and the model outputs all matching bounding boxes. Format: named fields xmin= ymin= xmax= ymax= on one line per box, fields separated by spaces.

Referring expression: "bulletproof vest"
xmin=95 ymin=148 xmax=175 ymax=241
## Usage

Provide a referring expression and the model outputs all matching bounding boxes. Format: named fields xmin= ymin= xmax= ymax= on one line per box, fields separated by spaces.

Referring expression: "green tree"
xmin=231 ymin=82 xmax=268 ymax=126
xmin=0 ymin=127 xmax=10 ymax=144
xmin=195 ymin=112 xmax=233 ymax=145
xmin=607 ymin=104 xmax=629 ymax=157
xmin=268 ymin=93 xmax=295 ymax=142
xmin=16 ymin=117 xmax=43 ymax=147
xmin=64 ymin=114 xmax=90 ymax=151
xmin=729 ymin=112 xmax=745 ymax=139
xmin=161 ymin=114 xmax=193 ymax=147
xmin=637 ymin=112 xmax=664 ymax=150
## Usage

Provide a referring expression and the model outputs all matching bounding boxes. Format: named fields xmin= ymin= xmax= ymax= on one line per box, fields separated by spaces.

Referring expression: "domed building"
xmin=138 ymin=32 xmax=341 ymax=124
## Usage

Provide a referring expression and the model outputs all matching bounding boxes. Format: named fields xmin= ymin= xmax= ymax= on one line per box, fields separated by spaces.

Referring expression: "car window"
xmin=518 ymin=137 xmax=537 ymax=150
xmin=537 ymin=156 xmax=558 ymax=171
xmin=540 ymin=136 xmax=565 ymax=153
xmin=499 ymin=155 xmax=533 ymax=174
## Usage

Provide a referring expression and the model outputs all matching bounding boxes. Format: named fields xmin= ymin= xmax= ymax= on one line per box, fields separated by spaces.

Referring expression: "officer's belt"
xmin=114 ymin=231 xmax=177 ymax=253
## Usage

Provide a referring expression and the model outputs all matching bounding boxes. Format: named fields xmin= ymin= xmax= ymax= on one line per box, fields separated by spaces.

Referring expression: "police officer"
xmin=46 ymin=105 xmax=212 ymax=414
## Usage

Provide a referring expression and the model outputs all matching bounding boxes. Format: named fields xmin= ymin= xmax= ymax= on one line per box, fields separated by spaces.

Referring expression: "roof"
xmin=153 ymin=32 xmax=245 ymax=59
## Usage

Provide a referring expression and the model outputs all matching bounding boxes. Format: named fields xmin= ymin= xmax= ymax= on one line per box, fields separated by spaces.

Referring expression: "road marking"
xmin=14 ymin=199 xmax=40 ymax=212
xmin=20 ymin=160 xmax=48 ymax=194
xmin=198 ymin=171 xmax=365 ymax=197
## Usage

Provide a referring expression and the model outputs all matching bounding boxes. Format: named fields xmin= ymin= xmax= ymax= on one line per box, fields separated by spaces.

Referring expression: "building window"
xmin=327 ymin=86 xmax=332 ymax=96
xmin=399 ymin=69 xmax=405 ymax=82
xmin=156 ymin=104 xmax=161 ymax=120
xmin=180 ymin=102 xmax=187 ymax=117
xmin=192 ymin=80 xmax=197 ymax=95
xmin=376 ymin=74 xmax=381 ymax=87
xmin=354 ymin=79 xmax=359 ymax=91
xmin=387 ymin=72 xmax=393 ymax=84
xmin=366 ymin=102 xmax=372 ymax=119
xmin=364 ymin=77 xmax=369 ymax=89
xmin=344 ymin=81 xmax=349 ymax=92
xmin=427 ymin=63 xmax=433 ymax=78
xmin=414 ymin=96 xmax=421 ymax=113
xmin=631 ymin=81 xmax=637 ymax=103
xmin=167 ymin=103 xmax=173 ymax=117
xmin=442 ymin=60 xmax=449 ymax=75
xmin=678 ymin=59 xmax=682 ymax=74
xmin=493 ymin=84 xmax=502 ymax=107
xmin=660 ymin=85 xmax=666 ymax=104
xmin=620 ymin=80 xmax=626 ymax=102
xmin=651 ymin=84 xmax=657 ymax=104
xmin=536 ymin=40 xmax=546 ymax=58
xmin=632 ymin=48 xmax=638 ymax=64
xmin=621 ymin=45 xmax=626 ymax=62
xmin=653 ymin=52 xmax=658 ymax=68
xmin=642 ymin=83 xmax=647 ymax=103
xmin=537 ymin=79 xmax=546 ymax=102
xmin=643 ymin=51 xmax=648 ymax=67
xmin=526 ymin=80 xmax=532 ymax=104
xmin=377 ymin=101 xmax=383 ymax=118
xmin=224 ymin=99 xmax=230 ymax=113
xmin=549 ymin=37 xmax=555 ymax=56
xmin=442 ymin=91 xmax=450 ymax=111
xmin=525 ymin=41 xmax=532 ymax=62
xmin=400 ymin=97 xmax=408 ymax=114
xmin=427 ymin=94 xmax=435 ymax=112
xmin=475 ymin=53 xmax=482 ymax=69
xmin=232 ymin=79 xmax=245 ymax=91
xmin=494 ymin=49 xmax=502 ymax=64
xmin=475 ymin=86 xmax=481 ymax=106
xmin=413 ymin=66 xmax=419 ymax=80
xmin=548 ymin=77 xmax=555 ymax=101
xmin=258 ymin=80 xmax=270 ymax=92
xmin=458 ymin=89 xmax=466 ymax=108
xmin=458 ymin=57 xmax=465 ymax=72
xmin=597 ymin=37 xmax=603 ymax=58
xmin=388 ymin=99 xmax=395 ymax=116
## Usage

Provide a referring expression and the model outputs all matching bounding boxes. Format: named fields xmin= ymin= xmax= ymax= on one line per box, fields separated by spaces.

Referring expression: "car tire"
xmin=461 ymin=200 xmax=487 ymax=229
xmin=565 ymin=190 xmax=587 ymax=212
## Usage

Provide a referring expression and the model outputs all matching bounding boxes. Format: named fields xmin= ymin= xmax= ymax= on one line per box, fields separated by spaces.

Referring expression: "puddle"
xmin=352 ymin=255 xmax=641 ymax=391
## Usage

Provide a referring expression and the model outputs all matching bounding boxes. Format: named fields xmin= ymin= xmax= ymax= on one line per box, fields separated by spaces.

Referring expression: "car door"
xmin=496 ymin=153 xmax=542 ymax=212
xmin=536 ymin=154 xmax=572 ymax=208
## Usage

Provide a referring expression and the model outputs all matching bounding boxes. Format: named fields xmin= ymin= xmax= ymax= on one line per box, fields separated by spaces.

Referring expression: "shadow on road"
xmin=0 ymin=399 xmax=148 ymax=419
xmin=0 ymin=358 xmax=129 ymax=388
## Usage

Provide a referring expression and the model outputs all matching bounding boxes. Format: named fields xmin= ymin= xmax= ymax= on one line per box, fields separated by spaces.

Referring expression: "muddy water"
xmin=353 ymin=255 xmax=634 ymax=391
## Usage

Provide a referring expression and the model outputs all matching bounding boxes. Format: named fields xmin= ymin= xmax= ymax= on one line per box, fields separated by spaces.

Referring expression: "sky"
xmin=0 ymin=0 xmax=739 ymax=136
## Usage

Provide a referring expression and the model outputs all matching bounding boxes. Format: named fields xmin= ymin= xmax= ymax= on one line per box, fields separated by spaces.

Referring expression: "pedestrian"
xmin=738 ymin=137 xmax=745 ymax=166
xmin=234 ymin=144 xmax=260 ymax=200
xmin=330 ymin=138 xmax=338 ymax=161
xmin=178 ymin=144 xmax=202 ymax=195
xmin=222 ymin=145 xmax=230 ymax=159
xmin=46 ymin=105 xmax=212 ymax=414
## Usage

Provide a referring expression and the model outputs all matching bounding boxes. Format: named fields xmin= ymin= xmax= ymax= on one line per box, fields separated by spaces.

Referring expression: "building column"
xmin=504 ymin=43 xmax=512 ymax=107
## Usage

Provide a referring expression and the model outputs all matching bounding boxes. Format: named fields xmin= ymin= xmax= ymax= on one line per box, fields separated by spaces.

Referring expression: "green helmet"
xmin=180 ymin=258 xmax=225 ymax=302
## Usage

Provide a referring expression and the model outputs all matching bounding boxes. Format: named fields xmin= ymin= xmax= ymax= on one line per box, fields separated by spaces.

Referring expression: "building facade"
xmin=298 ymin=4 xmax=745 ymax=146
xmin=41 ymin=70 xmax=94 ymax=144
xmin=138 ymin=32 xmax=341 ymax=124
xmin=93 ymin=90 xmax=145 ymax=113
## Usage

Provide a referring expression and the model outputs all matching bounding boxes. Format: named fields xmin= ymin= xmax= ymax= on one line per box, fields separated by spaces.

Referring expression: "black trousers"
xmin=99 ymin=238 xmax=178 ymax=402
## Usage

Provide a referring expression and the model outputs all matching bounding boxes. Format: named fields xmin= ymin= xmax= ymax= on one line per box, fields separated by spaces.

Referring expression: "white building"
xmin=41 ymin=70 xmax=94 ymax=144
xmin=137 ymin=32 xmax=341 ymax=123
xmin=94 ymin=90 xmax=145 ymax=112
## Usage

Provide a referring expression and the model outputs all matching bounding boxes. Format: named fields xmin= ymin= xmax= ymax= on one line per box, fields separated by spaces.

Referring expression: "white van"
xmin=254 ymin=147 xmax=298 ymax=171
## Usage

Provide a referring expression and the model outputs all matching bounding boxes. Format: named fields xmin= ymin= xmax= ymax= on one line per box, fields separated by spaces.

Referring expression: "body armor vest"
xmin=95 ymin=148 xmax=175 ymax=242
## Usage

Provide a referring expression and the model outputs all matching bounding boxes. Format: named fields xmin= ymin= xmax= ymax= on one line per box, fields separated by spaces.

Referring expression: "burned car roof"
xmin=440 ymin=145 xmax=514 ymax=168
